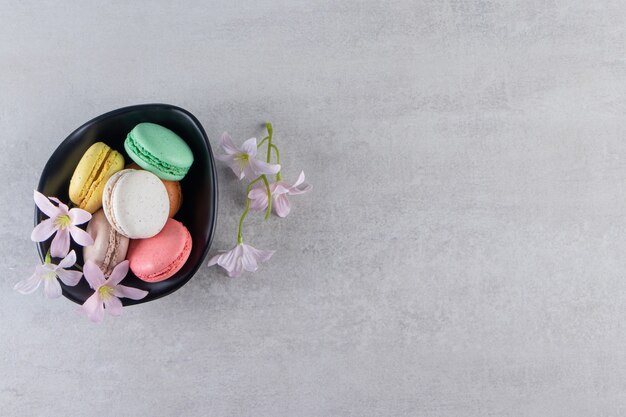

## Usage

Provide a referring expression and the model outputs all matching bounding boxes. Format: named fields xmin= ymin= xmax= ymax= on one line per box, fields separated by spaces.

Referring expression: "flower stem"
xmin=44 ymin=250 xmax=51 ymax=264
xmin=261 ymin=175 xmax=272 ymax=219
xmin=262 ymin=122 xmax=278 ymax=204
xmin=270 ymin=144 xmax=282 ymax=181
xmin=265 ymin=122 xmax=273 ymax=163
xmin=257 ymin=136 xmax=270 ymax=148
xmin=237 ymin=176 xmax=270 ymax=244
xmin=264 ymin=122 xmax=283 ymax=181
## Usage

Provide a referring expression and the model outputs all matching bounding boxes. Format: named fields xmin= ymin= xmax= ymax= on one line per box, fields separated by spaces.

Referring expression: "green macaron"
xmin=124 ymin=123 xmax=194 ymax=181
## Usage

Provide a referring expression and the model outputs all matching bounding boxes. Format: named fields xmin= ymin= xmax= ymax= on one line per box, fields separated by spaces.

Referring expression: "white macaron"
xmin=102 ymin=169 xmax=169 ymax=239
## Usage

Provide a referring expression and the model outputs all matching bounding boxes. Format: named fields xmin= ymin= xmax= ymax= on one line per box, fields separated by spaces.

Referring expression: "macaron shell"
xmin=127 ymin=218 xmax=192 ymax=282
xmin=126 ymin=162 xmax=182 ymax=217
xmin=83 ymin=209 xmax=129 ymax=276
xmin=69 ymin=142 xmax=124 ymax=213
xmin=102 ymin=169 xmax=169 ymax=239
xmin=164 ymin=180 xmax=182 ymax=217
xmin=124 ymin=122 xmax=193 ymax=181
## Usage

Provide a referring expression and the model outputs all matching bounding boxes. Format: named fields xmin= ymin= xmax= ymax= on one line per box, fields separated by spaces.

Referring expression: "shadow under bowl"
xmin=36 ymin=103 xmax=218 ymax=306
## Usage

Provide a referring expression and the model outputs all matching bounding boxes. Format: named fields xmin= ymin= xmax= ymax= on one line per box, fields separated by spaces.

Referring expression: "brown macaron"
xmin=126 ymin=162 xmax=182 ymax=217
xmin=84 ymin=209 xmax=130 ymax=276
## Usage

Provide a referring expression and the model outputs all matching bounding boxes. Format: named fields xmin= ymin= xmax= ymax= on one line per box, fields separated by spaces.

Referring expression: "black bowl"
xmin=35 ymin=104 xmax=218 ymax=305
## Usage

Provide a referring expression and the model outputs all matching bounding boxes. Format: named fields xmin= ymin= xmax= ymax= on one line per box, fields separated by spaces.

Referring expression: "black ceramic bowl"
xmin=35 ymin=104 xmax=218 ymax=305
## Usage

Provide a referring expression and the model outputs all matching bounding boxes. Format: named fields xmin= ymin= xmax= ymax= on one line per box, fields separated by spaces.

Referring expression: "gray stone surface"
xmin=1 ymin=0 xmax=626 ymax=416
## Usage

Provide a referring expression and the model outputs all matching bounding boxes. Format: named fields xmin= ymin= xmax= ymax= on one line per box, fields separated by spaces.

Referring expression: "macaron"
xmin=102 ymin=169 xmax=169 ymax=239
xmin=127 ymin=218 xmax=192 ymax=282
xmin=69 ymin=142 xmax=124 ymax=213
xmin=83 ymin=209 xmax=129 ymax=276
xmin=126 ymin=162 xmax=182 ymax=217
xmin=124 ymin=123 xmax=194 ymax=181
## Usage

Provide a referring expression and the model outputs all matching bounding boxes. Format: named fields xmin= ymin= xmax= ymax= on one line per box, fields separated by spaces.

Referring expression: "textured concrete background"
xmin=2 ymin=1 xmax=626 ymax=416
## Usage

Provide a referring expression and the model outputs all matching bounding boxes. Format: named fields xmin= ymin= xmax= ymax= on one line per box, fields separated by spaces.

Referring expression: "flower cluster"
xmin=208 ymin=123 xmax=311 ymax=277
xmin=15 ymin=191 xmax=147 ymax=322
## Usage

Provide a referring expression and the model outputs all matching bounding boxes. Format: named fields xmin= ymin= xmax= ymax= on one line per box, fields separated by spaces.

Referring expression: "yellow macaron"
xmin=69 ymin=142 xmax=124 ymax=213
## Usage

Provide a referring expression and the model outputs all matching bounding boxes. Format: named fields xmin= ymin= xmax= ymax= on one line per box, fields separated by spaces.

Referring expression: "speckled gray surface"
xmin=2 ymin=1 xmax=626 ymax=416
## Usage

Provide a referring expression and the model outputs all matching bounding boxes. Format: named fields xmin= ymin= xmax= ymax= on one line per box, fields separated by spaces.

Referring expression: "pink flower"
xmin=248 ymin=171 xmax=311 ymax=217
xmin=216 ymin=133 xmax=281 ymax=180
xmin=207 ymin=243 xmax=274 ymax=277
xmin=79 ymin=260 xmax=148 ymax=323
xmin=14 ymin=250 xmax=82 ymax=298
xmin=31 ymin=191 xmax=94 ymax=258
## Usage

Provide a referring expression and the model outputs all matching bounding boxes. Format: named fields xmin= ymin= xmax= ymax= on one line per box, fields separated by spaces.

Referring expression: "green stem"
xmin=263 ymin=122 xmax=280 ymax=214
xmin=44 ymin=250 xmax=51 ymax=264
xmin=257 ymin=136 xmax=270 ymax=148
xmin=237 ymin=176 xmax=269 ymax=244
xmin=261 ymin=175 xmax=272 ymax=219
xmin=264 ymin=122 xmax=282 ymax=181
xmin=270 ymin=144 xmax=282 ymax=181
xmin=74 ymin=263 xmax=83 ymax=271
xmin=265 ymin=122 xmax=273 ymax=163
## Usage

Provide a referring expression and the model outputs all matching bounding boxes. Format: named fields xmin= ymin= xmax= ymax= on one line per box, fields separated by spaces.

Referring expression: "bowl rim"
xmin=35 ymin=103 xmax=218 ymax=306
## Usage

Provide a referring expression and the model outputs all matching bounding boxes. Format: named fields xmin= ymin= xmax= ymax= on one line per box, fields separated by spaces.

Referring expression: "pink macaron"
xmin=127 ymin=218 xmax=192 ymax=282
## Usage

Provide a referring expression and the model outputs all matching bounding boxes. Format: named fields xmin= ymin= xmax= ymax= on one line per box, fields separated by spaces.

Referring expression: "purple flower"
xmin=216 ymin=133 xmax=281 ymax=181
xmin=248 ymin=171 xmax=311 ymax=217
xmin=79 ymin=260 xmax=148 ymax=323
xmin=14 ymin=250 xmax=82 ymax=298
xmin=31 ymin=191 xmax=94 ymax=258
xmin=207 ymin=243 xmax=274 ymax=277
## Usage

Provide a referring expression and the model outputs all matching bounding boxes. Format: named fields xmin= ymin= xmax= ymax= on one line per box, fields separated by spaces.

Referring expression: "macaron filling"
xmin=101 ymin=225 xmax=124 ymax=276
xmin=102 ymin=171 xmax=131 ymax=238
xmin=125 ymin=133 xmax=188 ymax=178
xmin=80 ymin=148 xmax=119 ymax=209
xmin=77 ymin=146 xmax=108 ymax=204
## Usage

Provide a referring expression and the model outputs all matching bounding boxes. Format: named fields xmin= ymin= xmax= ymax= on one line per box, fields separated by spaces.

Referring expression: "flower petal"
xmin=80 ymin=293 xmax=104 ymax=323
xmin=14 ymin=268 xmax=43 ymax=294
xmin=218 ymin=245 xmax=243 ymax=272
xmin=246 ymin=245 xmax=275 ymax=264
xmin=104 ymin=296 xmax=123 ymax=316
xmin=33 ymin=190 xmax=61 ymax=218
xmin=273 ymin=183 xmax=291 ymax=195
xmin=227 ymin=259 xmax=244 ymax=277
xmin=220 ymin=132 xmax=239 ymax=155
xmin=50 ymin=229 xmax=70 ymax=258
xmin=216 ymin=154 xmax=245 ymax=180
xmin=69 ymin=226 xmax=94 ymax=247
xmin=68 ymin=208 xmax=91 ymax=225
xmin=114 ymin=285 xmax=148 ymax=300
xmin=242 ymin=162 xmax=257 ymax=181
xmin=215 ymin=153 xmax=235 ymax=163
xmin=241 ymin=138 xmax=258 ymax=157
xmin=241 ymin=245 xmax=259 ymax=272
xmin=49 ymin=197 xmax=69 ymax=213
xmin=43 ymin=278 xmax=62 ymax=298
xmin=292 ymin=171 xmax=306 ymax=188
xmin=208 ymin=245 xmax=245 ymax=277
xmin=247 ymin=187 xmax=269 ymax=211
xmin=288 ymin=182 xmax=312 ymax=196
xmin=30 ymin=219 xmax=56 ymax=242
xmin=106 ymin=260 xmax=129 ymax=286
xmin=288 ymin=171 xmax=312 ymax=195
xmin=56 ymin=269 xmax=82 ymax=286
xmin=273 ymin=194 xmax=291 ymax=217
xmin=83 ymin=260 xmax=106 ymax=289
xmin=57 ymin=250 xmax=77 ymax=269
xmin=207 ymin=253 xmax=221 ymax=266
xmin=249 ymin=159 xmax=281 ymax=176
